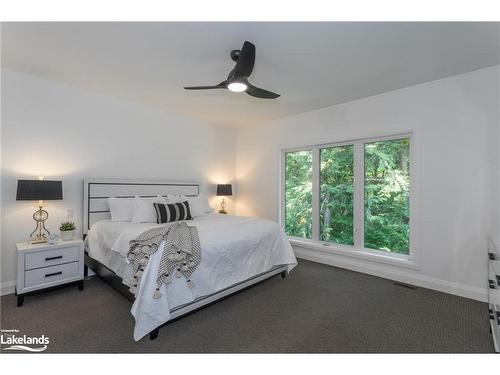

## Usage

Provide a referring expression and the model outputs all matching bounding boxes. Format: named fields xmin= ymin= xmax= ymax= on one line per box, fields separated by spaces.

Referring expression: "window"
xmin=320 ymin=145 xmax=354 ymax=245
xmin=282 ymin=135 xmax=411 ymax=258
xmin=364 ymin=139 xmax=410 ymax=254
xmin=284 ymin=150 xmax=312 ymax=239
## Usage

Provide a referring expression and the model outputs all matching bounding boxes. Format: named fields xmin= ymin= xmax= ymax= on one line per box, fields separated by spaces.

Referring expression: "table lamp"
xmin=16 ymin=179 xmax=63 ymax=244
xmin=216 ymin=184 xmax=232 ymax=214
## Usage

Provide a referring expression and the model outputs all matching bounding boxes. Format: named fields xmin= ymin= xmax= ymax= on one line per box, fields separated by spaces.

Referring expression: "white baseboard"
xmin=294 ymin=246 xmax=488 ymax=302
xmin=1 ymin=280 xmax=16 ymax=296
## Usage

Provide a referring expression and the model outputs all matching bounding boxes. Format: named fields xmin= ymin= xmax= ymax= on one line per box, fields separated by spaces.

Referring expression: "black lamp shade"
xmin=16 ymin=180 xmax=63 ymax=201
xmin=216 ymin=184 xmax=232 ymax=196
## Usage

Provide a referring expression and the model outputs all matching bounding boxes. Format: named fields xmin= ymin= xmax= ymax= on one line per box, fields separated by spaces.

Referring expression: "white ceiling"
xmin=2 ymin=22 xmax=500 ymax=127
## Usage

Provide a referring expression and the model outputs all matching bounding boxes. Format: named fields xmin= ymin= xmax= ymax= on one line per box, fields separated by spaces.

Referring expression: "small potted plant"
xmin=59 ymin=221 xmax=76 ymax=241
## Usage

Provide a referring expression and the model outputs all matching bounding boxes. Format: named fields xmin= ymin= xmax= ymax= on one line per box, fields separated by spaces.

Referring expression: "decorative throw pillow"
xmin=153 ymin=201 xmax=192 ymax=224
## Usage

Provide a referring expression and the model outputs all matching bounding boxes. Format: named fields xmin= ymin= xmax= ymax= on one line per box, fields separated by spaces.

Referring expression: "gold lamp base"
xmin=219 ymin=198 xmax=228 ymax=214
xmin=30 ymin=204 xmax=50 ymax=244
xmin=30 ymin=237 xmax=48 ymax=245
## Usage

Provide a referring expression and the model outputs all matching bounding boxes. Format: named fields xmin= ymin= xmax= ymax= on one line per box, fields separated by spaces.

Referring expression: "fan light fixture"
xmin=227 ymin=82 xmax=247 ymax=92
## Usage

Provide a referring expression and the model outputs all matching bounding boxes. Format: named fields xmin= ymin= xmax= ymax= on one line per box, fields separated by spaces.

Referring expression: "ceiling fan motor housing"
xmin=230 ymin=49 xmax=241 ymax=62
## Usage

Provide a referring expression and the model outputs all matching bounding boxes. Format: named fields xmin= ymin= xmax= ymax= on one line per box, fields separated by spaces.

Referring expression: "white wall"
xmin=487 ymin=74 xmax=500 ymax=253
xmin=235 ymin=65 xmax=500 ymax=301
xmin=0 ymin=69 xmax=236 ymax=293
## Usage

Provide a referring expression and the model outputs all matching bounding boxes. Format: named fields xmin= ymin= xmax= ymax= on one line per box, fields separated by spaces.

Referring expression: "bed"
xmin=83 ymin=179 xmax=297 ymax=341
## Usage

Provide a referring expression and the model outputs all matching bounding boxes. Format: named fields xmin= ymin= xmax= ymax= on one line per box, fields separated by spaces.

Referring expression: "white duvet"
xmin=86 ymin=214 xmax=297 ymax=341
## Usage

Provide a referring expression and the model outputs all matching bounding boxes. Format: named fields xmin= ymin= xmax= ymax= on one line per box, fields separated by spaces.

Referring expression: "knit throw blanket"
xmin=126 ymin=222 xmax=201 ymax=299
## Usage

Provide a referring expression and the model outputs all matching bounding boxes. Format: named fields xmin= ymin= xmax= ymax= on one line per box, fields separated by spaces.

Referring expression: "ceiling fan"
xmin=184 ymin=41 xmax=280 ymax=99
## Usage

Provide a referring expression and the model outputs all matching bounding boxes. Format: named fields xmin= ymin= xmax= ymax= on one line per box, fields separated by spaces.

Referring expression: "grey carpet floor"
xmin=0 ymin=259 xmax=495 ymax=353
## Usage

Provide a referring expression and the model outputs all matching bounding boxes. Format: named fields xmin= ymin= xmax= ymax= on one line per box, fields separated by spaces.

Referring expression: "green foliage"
xmin=285 ymin=150 xmax=312 ymax=238
xmin=364 ymin=139 xmax=410 ymax=254
xmin=320 ymin=145 xmax=354 ymax=245
xmin=284 ymin=138 xmax=410 ymax=254
xmin=59 ymin=221 xmax=76 ymax=231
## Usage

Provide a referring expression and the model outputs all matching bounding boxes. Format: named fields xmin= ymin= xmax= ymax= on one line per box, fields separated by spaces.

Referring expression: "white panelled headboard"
xmin=83 ymin=179 xmax=199 ymax=235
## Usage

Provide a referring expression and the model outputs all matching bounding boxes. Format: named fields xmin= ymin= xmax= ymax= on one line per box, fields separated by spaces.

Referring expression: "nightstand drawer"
xmin=24 ymin=262 xmax=79 ymax=288
xmin=25 ymin=245 xmax=80 ymax=270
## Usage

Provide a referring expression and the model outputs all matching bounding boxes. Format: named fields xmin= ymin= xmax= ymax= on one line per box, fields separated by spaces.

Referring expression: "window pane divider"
xmin=353 ymin=142 xmax=364 ymax=249
xmin=312 ymin=147 xmax=320 ymax=241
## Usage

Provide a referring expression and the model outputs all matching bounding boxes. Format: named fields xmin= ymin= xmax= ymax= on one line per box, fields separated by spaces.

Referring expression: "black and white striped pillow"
xmin=153 ymin=201 xmax=192 ymax=224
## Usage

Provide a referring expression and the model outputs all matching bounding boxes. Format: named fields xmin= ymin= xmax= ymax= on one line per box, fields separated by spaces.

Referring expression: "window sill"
xmin=289 ymin=238 xmax=420 ymax=270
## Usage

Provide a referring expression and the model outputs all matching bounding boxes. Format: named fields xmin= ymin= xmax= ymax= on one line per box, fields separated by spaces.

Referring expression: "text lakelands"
xmin=1 ymin=334 xmax=50 ymax=345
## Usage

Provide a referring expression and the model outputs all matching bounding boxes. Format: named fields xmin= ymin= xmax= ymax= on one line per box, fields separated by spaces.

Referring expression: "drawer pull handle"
xmin=45 ymin=271 xmax=62 ymax=278
xmin=45 ymin=255 xmax=63 ymax=261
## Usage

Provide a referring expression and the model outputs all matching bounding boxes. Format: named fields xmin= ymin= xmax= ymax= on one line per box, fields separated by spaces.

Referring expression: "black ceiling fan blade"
xmin=245 ymin=81 xmax=280 ymax=99
xmin=184 ymin=85 xmax=225 ymax=90
xmin=233 ymin=41 xmax=255 ymax=78
xmin=184 ymin=81 xmax=227 ymax=90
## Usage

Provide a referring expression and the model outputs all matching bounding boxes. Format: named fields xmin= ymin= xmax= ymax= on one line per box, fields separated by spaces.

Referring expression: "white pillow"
xmin=132 ymin=195 xmax=166 ymax=223
xmin=185 ymin=195 xmax=207 ymax=218
xmin=108 ymin=197 xmax=134 ymax=222
xmin=198 ymin=194 xmax=214 ymax=213
xmin=167 ymin=194 xmax=213 ymax=217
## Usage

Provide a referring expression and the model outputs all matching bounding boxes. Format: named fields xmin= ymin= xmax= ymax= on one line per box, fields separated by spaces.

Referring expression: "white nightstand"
xmin=16 ymin=239 xmax=84 ymax=307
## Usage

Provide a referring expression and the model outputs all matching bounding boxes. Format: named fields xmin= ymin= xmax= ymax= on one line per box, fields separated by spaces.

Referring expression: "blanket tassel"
xmin=153 ymin=287 xmax=162 ymax=299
